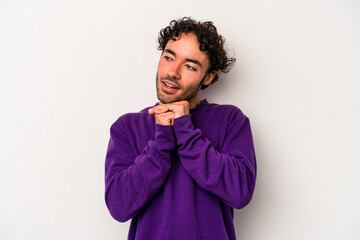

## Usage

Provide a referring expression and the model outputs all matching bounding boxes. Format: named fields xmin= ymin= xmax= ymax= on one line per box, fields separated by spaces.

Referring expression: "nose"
xmin=168 ymin=62 xmax=181 ymax=79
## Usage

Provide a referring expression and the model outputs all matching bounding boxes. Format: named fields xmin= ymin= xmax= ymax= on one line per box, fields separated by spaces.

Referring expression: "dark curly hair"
xmin=158 ymin=17 xmax=236 ymax=89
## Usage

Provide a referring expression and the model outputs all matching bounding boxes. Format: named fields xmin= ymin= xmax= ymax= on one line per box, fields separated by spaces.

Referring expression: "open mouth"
xmin=161 ymin=80 xmax=180 ymax=93
xmin=163 ymin=81 xmax=179 ymax=89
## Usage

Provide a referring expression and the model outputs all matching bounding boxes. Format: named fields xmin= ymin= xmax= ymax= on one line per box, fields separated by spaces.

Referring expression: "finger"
xmin=155 ymin=105 xmax=173 ymax=114
xmin=157 ymin=111 xmax=175 ymax=118
xmin=154 ymin=112 xmax=175 ymax=125
xmin=161 ymin=103 xmax=186 ymax=112
xmin=149 ymin=105 xmax=167 ymax=114
xmin=149 ymin=101 xmax=189 ymax=114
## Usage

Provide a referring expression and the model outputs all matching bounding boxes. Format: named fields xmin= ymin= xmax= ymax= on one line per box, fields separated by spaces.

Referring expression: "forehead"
xmin=165 ymin=33 xmax=210 ymax=65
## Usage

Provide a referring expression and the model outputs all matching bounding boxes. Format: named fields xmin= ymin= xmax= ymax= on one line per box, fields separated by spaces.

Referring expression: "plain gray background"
xmin=1 ymin=0 xmax=359 ymax=239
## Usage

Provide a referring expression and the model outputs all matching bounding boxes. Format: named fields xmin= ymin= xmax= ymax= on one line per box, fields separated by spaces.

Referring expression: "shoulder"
xmin=110 ymin=105 xmax=155 ymax=133
xmin=204 ymin=102 xmax=247 ymax=123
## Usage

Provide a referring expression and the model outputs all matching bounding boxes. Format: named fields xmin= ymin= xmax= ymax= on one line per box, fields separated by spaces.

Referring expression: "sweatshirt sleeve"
xmin=173 ymin=109 xmax=256 ymax=209
xmin=105 ymin=117 xmax=175 ymax=222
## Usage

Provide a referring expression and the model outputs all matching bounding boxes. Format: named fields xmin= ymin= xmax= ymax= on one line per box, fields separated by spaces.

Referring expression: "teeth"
xmin=165 ymin=82 xmax=176 ymax=88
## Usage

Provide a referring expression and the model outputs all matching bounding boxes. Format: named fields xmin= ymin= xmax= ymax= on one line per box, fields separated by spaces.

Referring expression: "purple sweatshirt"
xmin=105 ymin=99 xmax=256 ymax=240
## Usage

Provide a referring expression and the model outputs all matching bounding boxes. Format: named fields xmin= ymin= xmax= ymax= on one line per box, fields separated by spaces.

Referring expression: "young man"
xmin=105 ymin=17 xmax=257 ymax=240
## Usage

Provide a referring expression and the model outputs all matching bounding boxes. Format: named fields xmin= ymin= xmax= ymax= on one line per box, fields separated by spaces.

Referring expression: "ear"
xmin=202 ymin=71 xmax=216 ymax=86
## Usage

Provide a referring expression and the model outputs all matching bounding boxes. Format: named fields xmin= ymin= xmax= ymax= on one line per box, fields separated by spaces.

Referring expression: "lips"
xmin=161 ymin=80 xmax=180 ymax=94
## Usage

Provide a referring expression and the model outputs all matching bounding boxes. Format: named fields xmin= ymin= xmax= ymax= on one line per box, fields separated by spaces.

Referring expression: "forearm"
xmin=174 ymin=114 xmax=257 ymax=209
xmin=105 ymin=123 xmax=175 ymax=222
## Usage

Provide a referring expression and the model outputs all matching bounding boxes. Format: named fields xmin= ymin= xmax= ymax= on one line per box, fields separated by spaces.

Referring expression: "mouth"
xmin=161 ymin=80 xmax=180 ymax=93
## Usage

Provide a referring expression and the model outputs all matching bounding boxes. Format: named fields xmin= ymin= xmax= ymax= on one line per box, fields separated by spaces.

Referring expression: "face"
xmin=156 ymin=33 xmax=214 ymax=108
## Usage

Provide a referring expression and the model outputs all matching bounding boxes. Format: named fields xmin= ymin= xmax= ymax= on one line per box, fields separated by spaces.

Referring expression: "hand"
xmin=152 ymin=111 xmax=175 ymax=126
xmin=148 ymin=101 xmax=190 ymax=125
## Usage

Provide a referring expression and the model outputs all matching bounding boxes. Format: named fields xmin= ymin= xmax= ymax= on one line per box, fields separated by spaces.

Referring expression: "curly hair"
xmin=158 ymin=17 xmax=236 ymax=89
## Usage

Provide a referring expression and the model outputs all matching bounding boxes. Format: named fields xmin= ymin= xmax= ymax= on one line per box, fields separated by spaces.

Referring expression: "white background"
xmin=1 ymin=0 xmax=359 ymax=239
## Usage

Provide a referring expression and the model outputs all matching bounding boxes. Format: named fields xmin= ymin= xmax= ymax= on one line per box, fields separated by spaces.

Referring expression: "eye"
xmin=185 ymin=64 xmax=197 ymax=71
xmin=164 ymin=55 xmax=173 ymax=61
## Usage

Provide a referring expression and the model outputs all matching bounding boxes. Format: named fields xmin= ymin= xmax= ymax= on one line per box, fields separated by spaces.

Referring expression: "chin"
xmin=157 ymin=95 xmax=176 ymax=104
xmin=157 ymin=88 xmax=178 ymax=104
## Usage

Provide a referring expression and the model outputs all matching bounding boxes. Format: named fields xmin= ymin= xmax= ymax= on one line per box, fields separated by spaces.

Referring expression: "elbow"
xmin=105 ymin=177 xmax=135 ymax=222
xmin=232 ymin=189 xmax=255 ymax=209
xmin=105 ymin=188 xmax=134 ymax=222
xmin=110 ymin=210 xmax=132 ymax=223
xmin=105 ymin=199 xmax=133 ymax=223
xmin=231 ymin=177 xmax=256 ymax=209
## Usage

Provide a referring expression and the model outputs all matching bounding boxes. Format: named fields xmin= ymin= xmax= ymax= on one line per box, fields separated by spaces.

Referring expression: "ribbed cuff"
xmin=154 ymin=124 xmax=176 ymax=150
xmin=173 ymin=115 xmax=196 ymax=146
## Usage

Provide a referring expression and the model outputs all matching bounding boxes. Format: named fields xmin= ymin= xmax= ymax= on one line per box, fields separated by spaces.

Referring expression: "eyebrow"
xmin=164 ymin=49 xmax=203 ymax=68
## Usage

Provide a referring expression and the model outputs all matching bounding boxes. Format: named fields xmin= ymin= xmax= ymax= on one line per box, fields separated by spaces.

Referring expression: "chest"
xmin=127 ymin=113 xmax=228 ymax=156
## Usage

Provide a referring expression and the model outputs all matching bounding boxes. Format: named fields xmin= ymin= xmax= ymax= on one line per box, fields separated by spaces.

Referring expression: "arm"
xmin=173 ymin=109 xmax=257 ymax=209
xmin=104 ymin=117 xmax=175 ymax=222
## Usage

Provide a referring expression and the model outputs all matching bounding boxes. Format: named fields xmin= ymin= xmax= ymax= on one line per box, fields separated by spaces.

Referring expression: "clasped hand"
xmin=148 ymin=101 xmax=190 ymax=126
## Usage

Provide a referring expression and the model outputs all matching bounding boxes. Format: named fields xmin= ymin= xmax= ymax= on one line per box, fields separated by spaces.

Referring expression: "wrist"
xmin=154 ymin=124 xmax=176 ymax=150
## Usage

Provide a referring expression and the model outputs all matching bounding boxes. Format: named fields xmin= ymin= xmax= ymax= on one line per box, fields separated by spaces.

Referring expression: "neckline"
xmin=190 ymin=99 xmax=208 ymax=114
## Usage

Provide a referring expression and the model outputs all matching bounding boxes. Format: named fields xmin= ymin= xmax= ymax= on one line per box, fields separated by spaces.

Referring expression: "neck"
xmin=188 ymin=98 xmax=201 ymax=109
xmin=159 ymin=98 xmax=200 ymax=109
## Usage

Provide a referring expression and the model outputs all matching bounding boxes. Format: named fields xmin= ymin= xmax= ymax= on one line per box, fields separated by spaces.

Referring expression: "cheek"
xmin=157 ymin=58 xmax=167 ymax=73
xmin=181 ymin=70 xmax=206 ymax=84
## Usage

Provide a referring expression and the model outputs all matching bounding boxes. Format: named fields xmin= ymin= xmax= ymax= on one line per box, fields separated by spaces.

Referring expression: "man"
xmin=105 ymin=17 xmax=257 ymax=240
